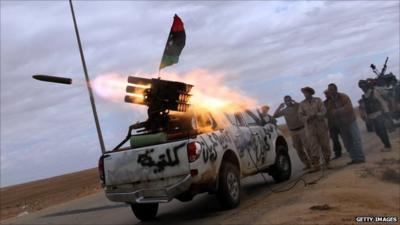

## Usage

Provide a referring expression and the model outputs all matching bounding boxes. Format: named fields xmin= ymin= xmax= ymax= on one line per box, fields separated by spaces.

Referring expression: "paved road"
xmin=3 ymin=124 xmax=381 ymax=225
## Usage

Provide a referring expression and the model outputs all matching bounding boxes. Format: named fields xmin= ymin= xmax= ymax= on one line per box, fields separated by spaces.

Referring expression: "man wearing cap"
xmin=273 ymin=95 xmax=312 ymax=170
xmin=326 ymin=83 xmax=365 ymax=164
xmin=298 ymin=87 xmax=331 ymax=172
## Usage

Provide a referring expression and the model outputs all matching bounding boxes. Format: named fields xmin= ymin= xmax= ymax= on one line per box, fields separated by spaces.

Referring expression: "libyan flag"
xmin=159 ymin=14 xmax=186 ymax=70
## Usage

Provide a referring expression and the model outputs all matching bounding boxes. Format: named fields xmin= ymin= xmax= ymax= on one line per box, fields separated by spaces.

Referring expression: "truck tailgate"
xmin=103 ymin=140 xmax=190 ymax=186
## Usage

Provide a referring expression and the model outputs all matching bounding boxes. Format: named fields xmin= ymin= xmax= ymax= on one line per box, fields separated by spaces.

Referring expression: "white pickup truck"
xmin=98 ymin=108 xmax=291 ymax=221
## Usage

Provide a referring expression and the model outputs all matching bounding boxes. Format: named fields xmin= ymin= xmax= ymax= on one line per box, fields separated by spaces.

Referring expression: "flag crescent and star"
xmin=159 ymin=14 xmax=186 ymax=70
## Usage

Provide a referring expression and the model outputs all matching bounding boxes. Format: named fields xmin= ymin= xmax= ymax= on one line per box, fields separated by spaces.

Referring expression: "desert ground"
xmin=0 ymin=168 xmax=101 ymax=220
xmin=1 ymin=124 xmax=399 ymax=225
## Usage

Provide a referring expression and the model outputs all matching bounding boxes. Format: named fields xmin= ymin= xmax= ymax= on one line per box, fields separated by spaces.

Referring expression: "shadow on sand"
xmin=44 ymin=203 xmax=127 ymax=218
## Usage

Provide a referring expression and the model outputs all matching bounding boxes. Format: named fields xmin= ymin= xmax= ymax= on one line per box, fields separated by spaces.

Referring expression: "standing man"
xmin=324 ymin=90 xmax=343 ymax=160
xmin=358 ymin=80 xmax=392 ymax=151
xmin=298 ymin=87 xmax=331 ymax=172
xmin=359 ymin=98 xmax=374 ymax=132
xmin=273 ymin=95 xmax=312 ymax=170
xmin=326 ymin=83 xmax=365 ymax=164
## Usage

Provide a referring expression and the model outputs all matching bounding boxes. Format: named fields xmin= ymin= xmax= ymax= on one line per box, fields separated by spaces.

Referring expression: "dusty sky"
xmin=1 ymin=1 xmax=399 ymax=187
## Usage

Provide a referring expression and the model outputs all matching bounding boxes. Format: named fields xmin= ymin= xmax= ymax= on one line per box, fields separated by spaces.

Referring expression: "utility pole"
xmin=69 ymin=0 xmax=106 ymax=154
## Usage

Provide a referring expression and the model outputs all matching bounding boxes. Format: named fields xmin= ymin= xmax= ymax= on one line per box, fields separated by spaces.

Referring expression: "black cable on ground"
xmin=306 ymin=165 xmax=326 ymax=185
xmin=246 ymin=146 xmax=326 ymax=193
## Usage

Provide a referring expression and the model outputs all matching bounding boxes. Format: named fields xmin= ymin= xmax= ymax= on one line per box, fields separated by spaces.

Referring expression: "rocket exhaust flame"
xmin=92 ymin=70 xmax=258 ymax=112
xmin=124 ymin=94 xmax=145 ymax=105
xmin=128 ymin=83 xmax=151 ymax=89
xmin=92 ymin=73 xmax=128 ymax=103
xmin=126 ymin=86 xmax=148 ymax=97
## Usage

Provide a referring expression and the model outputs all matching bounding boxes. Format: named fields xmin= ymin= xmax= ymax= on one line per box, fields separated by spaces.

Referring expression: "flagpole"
xmin=69 ymin=0 xmax=106 ymax=154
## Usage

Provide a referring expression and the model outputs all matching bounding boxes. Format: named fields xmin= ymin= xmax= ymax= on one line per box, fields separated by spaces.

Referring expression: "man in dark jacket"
xmin=358 ymin=80 xmax=392 ymax=151
xmin=324 ymin=90 xmax=342 ymax=159
xmin=326 ymin=83 xmax=365 ymax=164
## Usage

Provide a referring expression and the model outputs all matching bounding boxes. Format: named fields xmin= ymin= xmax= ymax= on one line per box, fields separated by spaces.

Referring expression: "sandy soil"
xmin=0 ymin=168 xmax=102 ymax=220
xmin=220 ymin=132 xmax=400 ymax=225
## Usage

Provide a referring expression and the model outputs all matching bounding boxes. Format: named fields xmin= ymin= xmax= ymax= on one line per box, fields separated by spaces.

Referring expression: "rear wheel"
xmin=130 ymin=203 xmax=158 ymax=221
xmin=217 ymin=162 xmax=240 ymax=209
xmin=270 ymin=145 xmax=291 ymax=183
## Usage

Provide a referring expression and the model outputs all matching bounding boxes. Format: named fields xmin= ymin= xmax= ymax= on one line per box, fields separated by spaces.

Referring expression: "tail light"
xmin=187 ymin=142 xmax=202 ymax=162
xmin=190 ymin=169 xmax=199 ymax=177
xmin=98 ymin=155 xmax=105 ymax=185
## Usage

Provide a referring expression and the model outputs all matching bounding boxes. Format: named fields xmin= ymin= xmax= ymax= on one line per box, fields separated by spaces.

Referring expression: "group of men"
xmin=272 ymin=83 xmax=378 ymax=173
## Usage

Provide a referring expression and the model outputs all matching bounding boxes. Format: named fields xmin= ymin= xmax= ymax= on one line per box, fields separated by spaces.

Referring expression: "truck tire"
xmin=217 ymin=162 xmax=240 ymax=209
xmin=130 ymin=203 xmax=158 ymax=221
xmin=270 ymin=145 xmax=291 ymax=183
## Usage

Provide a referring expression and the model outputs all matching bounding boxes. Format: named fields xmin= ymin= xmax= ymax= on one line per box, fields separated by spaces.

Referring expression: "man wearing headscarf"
xmin=298 ymin=87 xmax=331 ymax=172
